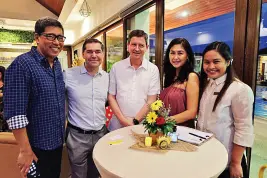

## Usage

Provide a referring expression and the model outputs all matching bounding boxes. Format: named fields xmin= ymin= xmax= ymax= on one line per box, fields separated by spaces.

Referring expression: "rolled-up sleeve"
xmin=231 ymin=84 xmax=254 ymax=147
xmin=108 ymin=65 xmax=117 ymax=95
xmin=4 ymin=60 xmax=30 ymax=129
xmin=147 ymin=66 xmax=160 ymax=95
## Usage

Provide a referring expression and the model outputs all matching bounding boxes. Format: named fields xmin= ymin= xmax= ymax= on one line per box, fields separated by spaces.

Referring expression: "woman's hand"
xmin=229 ymin=162 xmax=243 ymax=178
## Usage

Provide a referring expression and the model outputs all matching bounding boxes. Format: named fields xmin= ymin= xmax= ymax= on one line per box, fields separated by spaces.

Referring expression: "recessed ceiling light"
xmin=181 ymin=11 xmax=189 ymax=17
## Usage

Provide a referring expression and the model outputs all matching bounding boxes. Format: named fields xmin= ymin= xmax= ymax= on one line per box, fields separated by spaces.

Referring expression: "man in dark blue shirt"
xmin=4 ymin=17 xmax=66 ymax=178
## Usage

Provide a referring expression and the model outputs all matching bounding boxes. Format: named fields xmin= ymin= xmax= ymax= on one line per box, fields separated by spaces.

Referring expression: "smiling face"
xmin=83 ymin=42 xmax=104 ymax=69
xmin=127 ymin=36 xmax=148 ymax=61
xmin=203 ymin=50 xmax=230 ymax=79
xmin=169 ymin=44 xmax=188 ymax=69
xmin=35 ymin=26 xmax=64 ymax=61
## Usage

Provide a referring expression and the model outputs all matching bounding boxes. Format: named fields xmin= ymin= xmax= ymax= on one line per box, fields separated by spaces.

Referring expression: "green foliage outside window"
xmin=0 ymin=29 xmax=34 ymax=43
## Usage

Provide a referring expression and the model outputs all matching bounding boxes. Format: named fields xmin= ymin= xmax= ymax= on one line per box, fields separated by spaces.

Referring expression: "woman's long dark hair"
xmin=199 ymin=41 xmax=237 ymax=111
xmin=164 ymin=38 xmax=195 ymax=88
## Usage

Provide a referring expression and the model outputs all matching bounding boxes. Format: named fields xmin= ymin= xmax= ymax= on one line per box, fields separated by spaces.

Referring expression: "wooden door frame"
xmin=242 ymin=0 xmax=262 ymax=175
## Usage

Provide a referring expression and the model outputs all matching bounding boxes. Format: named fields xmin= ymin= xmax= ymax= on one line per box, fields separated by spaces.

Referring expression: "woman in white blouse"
xmin=197 ymin=41 xmax=254 ymax=178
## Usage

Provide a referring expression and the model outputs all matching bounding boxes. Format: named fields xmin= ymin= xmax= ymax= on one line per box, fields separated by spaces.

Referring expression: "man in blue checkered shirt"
xmin=4 ymin=17 xmax=66 ymax=178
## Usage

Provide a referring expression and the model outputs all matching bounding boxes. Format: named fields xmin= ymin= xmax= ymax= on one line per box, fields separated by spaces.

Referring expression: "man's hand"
xmin=17 ymin=149 xmax=38 ymax=178
xmin=120 ymin=117 xmax=134 ymax=127
xmin=229 ymin=162 xmax=243 ymax=178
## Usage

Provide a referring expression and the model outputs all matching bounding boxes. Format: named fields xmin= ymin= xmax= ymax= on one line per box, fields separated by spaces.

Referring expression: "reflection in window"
xmin=250 ymin=2 xmax=267 ymax=178
xmin=126 ymin=5 xmax=156 ymax=64
xmin=106 ymin=24 xmax=123 ymax=72
xmin=164 ymin=0 xmax=235 ymax=74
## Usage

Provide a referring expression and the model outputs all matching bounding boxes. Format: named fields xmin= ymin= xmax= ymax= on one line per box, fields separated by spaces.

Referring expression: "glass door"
xmin=250 ymin=2 xmax=267 ymax=177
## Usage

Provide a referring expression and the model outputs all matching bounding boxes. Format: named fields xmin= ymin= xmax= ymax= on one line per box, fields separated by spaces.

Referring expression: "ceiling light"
xmin=181 ymin=11 xmax=189 ymax=17
xmin=79 ymin=0 xmax=91 ymax=17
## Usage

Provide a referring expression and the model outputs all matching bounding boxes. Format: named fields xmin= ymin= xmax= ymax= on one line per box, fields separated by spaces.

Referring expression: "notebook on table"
xmin=176 ymin=126 xmax=213 ymax=146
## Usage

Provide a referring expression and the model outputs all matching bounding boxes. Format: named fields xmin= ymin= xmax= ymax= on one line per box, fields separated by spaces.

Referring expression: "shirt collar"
xmin=80 ymin=64 xmax=103 ymax=76
xmin=30 ymin=46 xmax=59 ymax=64
xmin=208 ymin=73 xmax=227 ymax=86
xmin=126 ymin=56 xmax=148 ymax=70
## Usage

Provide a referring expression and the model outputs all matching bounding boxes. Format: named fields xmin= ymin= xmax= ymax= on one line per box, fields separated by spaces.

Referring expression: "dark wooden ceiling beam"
xmin=35 ymin=0 xmax=65 ymax=16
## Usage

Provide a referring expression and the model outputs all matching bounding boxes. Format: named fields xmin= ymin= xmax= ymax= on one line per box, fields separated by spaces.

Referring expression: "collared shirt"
xmin=197 ymin=74 xmax=254 ymax=165
xmin=4 ymin=46 xmax=65 ymax=150
xmin=64 ymin=65 xmax=109 ymax=131
xmin=108 ymin=57 xmax=160 ymax=131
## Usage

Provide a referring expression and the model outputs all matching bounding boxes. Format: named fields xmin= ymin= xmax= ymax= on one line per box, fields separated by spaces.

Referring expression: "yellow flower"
xmin=146 ymin=111 xmax=158 ymax=124
xmin=151 ymin=100 xmax=163 ymax=111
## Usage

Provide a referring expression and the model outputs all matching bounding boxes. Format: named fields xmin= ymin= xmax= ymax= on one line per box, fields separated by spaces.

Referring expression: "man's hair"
xmin=128 ymin=29 xmax=148 ymax=45
xmin=82 ymin=38 xmax=104 ymax=52
xmin=35 ymin=17 xmax=64 ymax=35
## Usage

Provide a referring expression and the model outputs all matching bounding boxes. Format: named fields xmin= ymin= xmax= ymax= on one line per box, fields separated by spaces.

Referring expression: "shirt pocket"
xmin=117 ymin=80 xmax=129 ymax=97
xmin=94 ymin=89 xmax=108 ymax=100
xmin=94 ymin=81 xmax=108 ymax=101
xmin=214 ymin=98 xmax=232 ymax=124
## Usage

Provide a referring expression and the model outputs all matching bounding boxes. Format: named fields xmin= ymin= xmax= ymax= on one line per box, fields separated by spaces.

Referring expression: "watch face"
xmin=133 ymin=119 xmax=139 ymax=125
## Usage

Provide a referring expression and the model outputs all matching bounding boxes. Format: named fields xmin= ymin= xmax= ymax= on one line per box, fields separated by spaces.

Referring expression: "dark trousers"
xmin=32 ymin=146 xmax=63 ymax=178
xmin=219 ymin=155 xmax=248 ymax=178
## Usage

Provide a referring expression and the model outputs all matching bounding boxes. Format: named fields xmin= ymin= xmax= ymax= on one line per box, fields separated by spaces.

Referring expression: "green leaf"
xmin=0 ymin=29 xmax=34 ymax=43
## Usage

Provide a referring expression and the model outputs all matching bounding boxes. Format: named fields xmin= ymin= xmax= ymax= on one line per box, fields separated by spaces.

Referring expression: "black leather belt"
xmin=67 ymin=122 xmax=100 ymax=134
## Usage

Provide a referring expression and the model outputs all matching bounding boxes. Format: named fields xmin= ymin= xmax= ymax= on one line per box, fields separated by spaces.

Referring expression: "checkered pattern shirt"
xmin=4 ymin=47 xmax=65 ymax=150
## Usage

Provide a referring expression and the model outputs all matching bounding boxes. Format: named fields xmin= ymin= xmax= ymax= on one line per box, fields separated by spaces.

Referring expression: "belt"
xmin=67 ymin=122 xmax=101 ymax=134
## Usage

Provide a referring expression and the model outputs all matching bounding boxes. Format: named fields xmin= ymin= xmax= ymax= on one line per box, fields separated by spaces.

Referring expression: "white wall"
xmin=61 ymin=0 xmax=139 ymax=46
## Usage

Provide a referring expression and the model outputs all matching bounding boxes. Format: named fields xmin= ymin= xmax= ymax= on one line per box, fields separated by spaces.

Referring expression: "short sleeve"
xmin=147 ymin=66 xmax=160 ymax=95
xmin=231 ymin=83 xmax=254 ymax=147
xmin=108 ymin=65 xmax=117 ymax=95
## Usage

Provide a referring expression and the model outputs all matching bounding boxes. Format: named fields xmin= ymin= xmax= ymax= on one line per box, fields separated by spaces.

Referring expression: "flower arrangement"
xmin=143 ymin=100 xmax=176 ymax=136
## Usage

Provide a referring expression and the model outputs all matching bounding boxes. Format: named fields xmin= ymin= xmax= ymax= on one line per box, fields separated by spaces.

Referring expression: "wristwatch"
xmin=133 ymin=118 xmax=140 ymax=125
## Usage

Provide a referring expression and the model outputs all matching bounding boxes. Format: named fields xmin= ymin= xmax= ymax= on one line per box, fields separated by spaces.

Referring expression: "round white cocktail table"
xmin=93 ymin=125 xmax=228 ymax=178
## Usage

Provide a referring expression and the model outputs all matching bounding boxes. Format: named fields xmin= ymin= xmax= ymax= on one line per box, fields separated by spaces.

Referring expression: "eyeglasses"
xmin=40 ymin=33 xmax=66 ymax=42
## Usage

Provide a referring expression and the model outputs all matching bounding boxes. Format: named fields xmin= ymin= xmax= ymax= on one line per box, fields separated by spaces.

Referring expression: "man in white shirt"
xmin=64 ymin=38 xmax=109 ymax=178
xmin=108 ymin=29 xmax=160 ymax=131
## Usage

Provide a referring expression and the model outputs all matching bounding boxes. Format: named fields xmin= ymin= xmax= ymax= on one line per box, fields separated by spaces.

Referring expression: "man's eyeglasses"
xmin=40 ymin=33 xmax=66 ymax=42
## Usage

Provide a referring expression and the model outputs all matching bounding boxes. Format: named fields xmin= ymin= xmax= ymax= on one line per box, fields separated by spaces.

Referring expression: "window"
xmin=106 ymin=24 xmax=123 ymax=72
xmin=126 ymin=5 xmax=156 ymax=64
xmin=250 ymin=2 xmax=267 ymax=177
xmin=164 ymin=0 xmax=235 ymax=73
